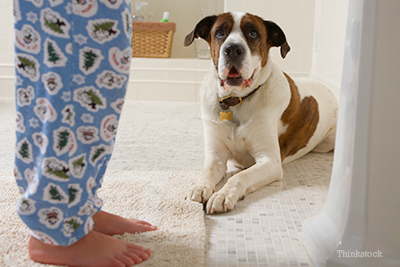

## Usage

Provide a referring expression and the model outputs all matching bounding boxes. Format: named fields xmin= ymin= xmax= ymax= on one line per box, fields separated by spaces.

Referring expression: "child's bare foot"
xmin=93 ymin=211 xmax=157 ymax=236
xmin=29 ymin=230 xmax=151 ymax=267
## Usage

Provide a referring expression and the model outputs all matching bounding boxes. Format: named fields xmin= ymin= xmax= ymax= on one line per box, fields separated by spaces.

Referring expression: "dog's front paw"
xmin=205 ymin=190 xmax=238 ymax=214
xmin=185 ymin=182 xmax=214 ymax=204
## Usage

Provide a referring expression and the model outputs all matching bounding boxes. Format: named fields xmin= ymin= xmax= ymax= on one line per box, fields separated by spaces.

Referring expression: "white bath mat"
xmin=0 ymin=169 xmax=205 ymax=267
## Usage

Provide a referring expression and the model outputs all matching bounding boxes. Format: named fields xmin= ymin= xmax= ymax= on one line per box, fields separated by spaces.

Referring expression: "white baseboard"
xmin=0 ymin=59 xmax=312 ymax=101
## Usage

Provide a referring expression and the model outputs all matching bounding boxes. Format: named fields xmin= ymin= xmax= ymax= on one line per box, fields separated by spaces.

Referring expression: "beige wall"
xmin=0 ymin=0 xmax=13 ymax=65
xmin=310 ymin=0 xmax=349 ymax=97
xmin=0 ymin=0 xmax=349 ymax=101
xmin=0 ymin=0 xmax=16 ymax=98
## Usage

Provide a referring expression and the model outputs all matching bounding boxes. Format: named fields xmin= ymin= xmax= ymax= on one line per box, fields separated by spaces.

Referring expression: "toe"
xmin=130 ymin=218 xmax=152 ymax=226
xmin=187 ymin=187 xmax=202 ymax=202
xmin=126 ymin=242 xmax=145 ymax=251
xmin=206 ymin=194 xmax=217 ymax=214
xmin=132 ymin=223 xmax=157 ymax=233
xmin=206 ymin=192 xmax=236 ymax=214
xmin=186 ymin=184 xmax=214 ymax=203
xmin=116 ymin=254 xmax=135 ymax=266
xmin=127 ymin=244 xmax=151 ymax=257
xmin=109 ymin=257 xmax=126 ymax=267
xmin=202 ymin=186 xmax=214 ymax=202
xmin=126 ymin=249 xmax=149 ymax=261
xmin=130 ymin=219 xmax=157 ymax=231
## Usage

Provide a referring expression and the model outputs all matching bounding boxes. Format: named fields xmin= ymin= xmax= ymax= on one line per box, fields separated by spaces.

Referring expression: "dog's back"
xmin=280 ymin=75 xmax=338 ymax=164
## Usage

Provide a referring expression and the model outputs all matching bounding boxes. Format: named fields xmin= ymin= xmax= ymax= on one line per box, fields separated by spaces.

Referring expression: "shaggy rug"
xmin=0 ymin=169 xmax=205 ymax=267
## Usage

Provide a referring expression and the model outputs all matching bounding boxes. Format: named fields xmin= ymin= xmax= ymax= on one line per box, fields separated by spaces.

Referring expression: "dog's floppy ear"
xmin=184 ymin=15 xmax=218 ymax=47
xmin=263 ymin=20 xmax=291 ymax=58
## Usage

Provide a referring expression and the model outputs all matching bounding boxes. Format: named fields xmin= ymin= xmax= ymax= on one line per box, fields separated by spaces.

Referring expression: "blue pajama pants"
xmin=13 ymin=0 xmax=132 ymax=246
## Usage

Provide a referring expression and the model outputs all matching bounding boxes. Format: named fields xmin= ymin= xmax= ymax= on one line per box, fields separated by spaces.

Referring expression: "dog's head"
xmin=184 ymin=12 xmax=290 ymax=92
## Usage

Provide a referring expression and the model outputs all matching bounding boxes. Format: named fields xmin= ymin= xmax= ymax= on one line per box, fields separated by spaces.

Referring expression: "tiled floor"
xmin=205 ymin=153 xmax=332 ymax=267
xmin=0 ymin=98 xmax=333 ymax=267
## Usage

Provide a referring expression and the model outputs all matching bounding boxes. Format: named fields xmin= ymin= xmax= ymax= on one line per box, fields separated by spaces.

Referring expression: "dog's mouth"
xmin=220 ymin=67 xmax=254 ymax=88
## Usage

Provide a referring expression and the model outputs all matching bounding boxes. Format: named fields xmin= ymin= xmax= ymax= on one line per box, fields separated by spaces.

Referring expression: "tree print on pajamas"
xmin=13 ymin=0 xmax=132 ymax=246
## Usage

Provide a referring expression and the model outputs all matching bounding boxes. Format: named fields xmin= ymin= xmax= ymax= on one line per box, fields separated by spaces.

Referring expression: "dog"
xmin=184 ymin=12 xmax=338 ymax=214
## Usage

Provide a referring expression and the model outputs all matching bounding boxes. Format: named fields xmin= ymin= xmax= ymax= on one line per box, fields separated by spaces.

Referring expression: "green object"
xmin=57 ymin=130 xmax=69 ymax=151
xmin=160 ymin=11 xmax=169 ymax=22
xmin=44 ymin=20 xmax=64 ymax=34
xmin=50 ymin=185 xmax=64 ymax=201
xmin=83 ymin=50 xmax=98 ymax=71
xmin=47 ymin=40 xmax=61 ymax=64
xmin=91 ymin=147 xmax=106 ymax=163
xmin=19 ymin=141 xmax=30 ymax=159
xmin=69 ymin=186 xmax=78 ymax=204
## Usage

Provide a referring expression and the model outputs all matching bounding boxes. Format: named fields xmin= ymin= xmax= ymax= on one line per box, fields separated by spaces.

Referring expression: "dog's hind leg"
xmin=312 ymin=126 xmax=336 ymax=153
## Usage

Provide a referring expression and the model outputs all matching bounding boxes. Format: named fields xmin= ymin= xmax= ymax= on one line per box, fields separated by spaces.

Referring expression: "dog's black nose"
xmin=224 ymin=44 xmax=244 ymax=59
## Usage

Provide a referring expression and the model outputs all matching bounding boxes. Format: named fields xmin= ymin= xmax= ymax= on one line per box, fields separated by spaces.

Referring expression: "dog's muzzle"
xmin=220 ymin=43 xmax=254 ymax=89
xmin=223 ymin=43 xmax=246 ymax=87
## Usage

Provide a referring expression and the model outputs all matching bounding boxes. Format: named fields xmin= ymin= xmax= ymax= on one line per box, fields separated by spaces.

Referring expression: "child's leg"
xmin=13 ymin=0 xmax=155 ymax=265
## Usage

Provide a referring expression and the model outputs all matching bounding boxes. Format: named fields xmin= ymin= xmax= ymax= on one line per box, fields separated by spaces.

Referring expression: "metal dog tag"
xmin=219 ymin=110 xmax=233 ymax=121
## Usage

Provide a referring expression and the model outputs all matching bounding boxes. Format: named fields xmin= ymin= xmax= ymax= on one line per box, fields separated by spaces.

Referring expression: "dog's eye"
xmin=215 ymin=29 xmax=226 ymax=38
xmin=249 ymin=30 xmax=258 ymax=38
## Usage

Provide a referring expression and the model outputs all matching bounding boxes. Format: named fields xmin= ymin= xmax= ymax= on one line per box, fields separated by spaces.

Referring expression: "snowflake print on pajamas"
xmin=16 ymin=112 xmax=26 ymax=133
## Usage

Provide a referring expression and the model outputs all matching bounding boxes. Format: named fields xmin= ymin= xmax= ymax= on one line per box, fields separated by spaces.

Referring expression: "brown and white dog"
xmin=184 ymin=12 xmax=338 ymax=213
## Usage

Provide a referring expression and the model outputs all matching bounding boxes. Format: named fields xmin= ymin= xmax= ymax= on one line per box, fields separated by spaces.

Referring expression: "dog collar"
xmin=218 ymin=85 xmax=261 ymax=111
xmin=218 ymin=85 xmax=261 ymax=121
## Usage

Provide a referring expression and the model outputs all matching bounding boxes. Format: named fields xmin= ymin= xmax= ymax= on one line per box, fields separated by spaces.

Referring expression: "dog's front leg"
xmin=206 ymin=151 xmax=283 ymax=214
xmin=186 ymin=147 xmax=231 ymax=204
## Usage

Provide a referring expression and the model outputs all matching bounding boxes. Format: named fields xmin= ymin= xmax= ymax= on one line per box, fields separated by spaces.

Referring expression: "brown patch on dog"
xmin=279 ymin=73 xmax=319 ymax=161
xmin=209 ymin=13 xmax=234 ymax=66
xmin=240 ymin=13 xmax=271 ymax=67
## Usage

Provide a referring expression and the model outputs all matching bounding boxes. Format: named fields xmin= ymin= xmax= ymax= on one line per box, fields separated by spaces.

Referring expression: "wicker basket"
xmin=131 ymin=22 xmax=176 ymax=58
